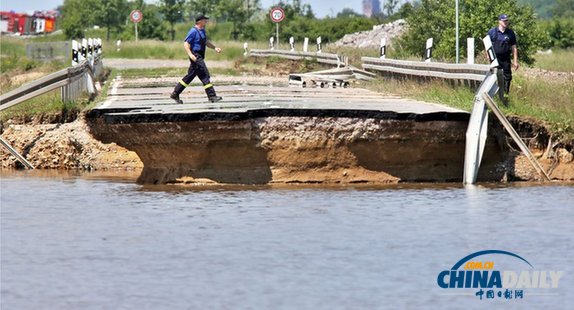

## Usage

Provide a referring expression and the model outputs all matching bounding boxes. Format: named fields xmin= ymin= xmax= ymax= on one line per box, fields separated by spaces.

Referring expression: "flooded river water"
xmin=1 ymin=170 xmax=572 ymax=309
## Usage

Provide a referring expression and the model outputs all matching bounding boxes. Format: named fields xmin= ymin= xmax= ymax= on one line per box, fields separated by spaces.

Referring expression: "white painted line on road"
xmin=100 ymin=76 xmax=122 ymax=108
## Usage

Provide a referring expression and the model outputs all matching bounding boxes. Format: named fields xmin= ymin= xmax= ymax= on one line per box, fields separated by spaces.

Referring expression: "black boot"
xmin=204 ymin=84 xmax=222 ymax=103
xmin=208 ymin=96 xmax=223 ymax=103
xmin=170 ymin=92 xmax=183 ymax=104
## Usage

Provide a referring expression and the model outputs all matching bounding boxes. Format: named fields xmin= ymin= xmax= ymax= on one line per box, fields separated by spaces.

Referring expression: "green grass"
xmin=103 ymin=40 xmax=249 ymax=61
xmin=0 ymin=90 xmax=90 ymax=123
xmin=533 ymin=48 xmax=574 ymax=72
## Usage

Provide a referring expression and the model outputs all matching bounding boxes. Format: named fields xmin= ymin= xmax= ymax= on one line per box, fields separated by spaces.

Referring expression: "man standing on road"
xmin=487 ymin=14 xmax=519 ymax=98
xmin=170 ymin=15 xmax=223 ymax=104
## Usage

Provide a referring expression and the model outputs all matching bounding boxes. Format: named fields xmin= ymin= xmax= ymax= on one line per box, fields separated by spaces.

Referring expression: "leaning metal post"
xmin=463 ymin=70 xmax=498 ymax=184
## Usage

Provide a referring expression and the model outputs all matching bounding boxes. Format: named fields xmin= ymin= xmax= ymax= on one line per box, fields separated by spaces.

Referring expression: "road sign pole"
xmin=270 ymin=7 xmax=285 ymax=49
xmin=130 ymin=9 xmax=143 ymax=42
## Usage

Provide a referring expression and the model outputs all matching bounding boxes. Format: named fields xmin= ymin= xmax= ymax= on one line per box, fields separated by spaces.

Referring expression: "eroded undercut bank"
xmin=86 ymin=109 xmax=511 ymax=185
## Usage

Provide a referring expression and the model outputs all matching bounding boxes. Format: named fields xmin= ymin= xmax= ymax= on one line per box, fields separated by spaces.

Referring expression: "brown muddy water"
xmin=1 ymin=170 xmax=573 ymax=309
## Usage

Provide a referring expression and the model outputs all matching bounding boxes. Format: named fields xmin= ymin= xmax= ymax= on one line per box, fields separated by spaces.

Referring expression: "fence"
xmin=26 ymin=41 xmax=71 ymax=61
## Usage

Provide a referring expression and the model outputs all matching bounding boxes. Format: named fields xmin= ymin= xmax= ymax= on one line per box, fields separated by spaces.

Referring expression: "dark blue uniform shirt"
xmin=184 ymin=27 xmax=207 ymax=57
xmin=488 ymin=27 xmax=517 ymax=61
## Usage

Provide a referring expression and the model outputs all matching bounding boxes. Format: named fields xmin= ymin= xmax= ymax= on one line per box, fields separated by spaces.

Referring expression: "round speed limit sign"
xmin=130 ymin=10 xmax=143 ymax=23
xmin=270 ymin=7 xmax=285 ymax=23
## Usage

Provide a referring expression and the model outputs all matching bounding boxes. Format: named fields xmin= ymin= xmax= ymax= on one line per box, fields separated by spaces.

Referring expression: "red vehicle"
xmin=0 ymin=11 xmax=58 ymax=34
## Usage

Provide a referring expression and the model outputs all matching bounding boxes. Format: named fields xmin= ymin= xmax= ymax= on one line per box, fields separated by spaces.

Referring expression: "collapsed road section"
xmin=86 ymin=78 xmax=510 ymax=185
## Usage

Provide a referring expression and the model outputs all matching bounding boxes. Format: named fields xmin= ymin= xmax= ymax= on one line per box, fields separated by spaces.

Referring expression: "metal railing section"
xmin=249 ymin=49 xmax=348 ymax=67
xmin=361 ymin=57 xmax=490 ymax=83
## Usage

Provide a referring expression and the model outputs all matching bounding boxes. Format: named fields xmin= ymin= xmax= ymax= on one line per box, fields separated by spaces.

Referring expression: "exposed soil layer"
xmin=2 ymin=111 xmax=573 ymax=184
xmin=85 ymin=109 xmax=573 ymax=185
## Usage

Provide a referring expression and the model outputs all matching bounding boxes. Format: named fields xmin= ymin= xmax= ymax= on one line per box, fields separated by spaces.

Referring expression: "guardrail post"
xmin=81 ymin=38 xmax=88 ymax=61
xmin=303 ymin=37 xmax=309 ymax=52
xmin=464 ymin=71 xmax=498 ymax=184
xmin=269 ymin=36 xmax=275 ymax=50
xmin=380 ymin=38 xmax=386 ymax=59
xmin=467 ymin=38 xmax=475 ymax=64
xmin=483 ymin=35 xmax=498 ymax=68
xmin=289 ymin=37 xmax=295 ymax=52
xmin=71 ymin=40 xmax=79 ymax=66
xmin=482 ymin=35 xmax=504 ymax=103
xmin=88 ymin=38 xmax=93 ymax=58
xmin=316 ymin=37 xmax=322 ymax=53
xmin=424 ymin=38 xmax=433 ymax=62
xmin=243 ymin=42 xmax=249 ymax=56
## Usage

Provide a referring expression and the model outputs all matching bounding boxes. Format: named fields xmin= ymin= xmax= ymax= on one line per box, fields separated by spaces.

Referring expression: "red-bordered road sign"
xmin=270 ymin=7 xmax=285 ymax=23
xmin=130 ymin=10 xmax=143 ymax=23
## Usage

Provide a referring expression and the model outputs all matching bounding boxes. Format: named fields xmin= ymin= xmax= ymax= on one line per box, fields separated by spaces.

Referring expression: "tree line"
xmin=59 ymin=0 xmax=573 ymax=64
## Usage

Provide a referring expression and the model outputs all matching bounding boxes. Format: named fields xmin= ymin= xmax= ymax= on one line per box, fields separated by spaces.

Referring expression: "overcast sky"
xmin=0 ymin=0 xmax=367 ymax=18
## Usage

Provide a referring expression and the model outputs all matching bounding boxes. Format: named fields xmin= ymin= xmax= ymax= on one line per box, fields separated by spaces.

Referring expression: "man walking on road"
xmin=170 ymin=15 xmax=223 ymax=104
xmin=487 ymin=14 xmax=519 ymax=99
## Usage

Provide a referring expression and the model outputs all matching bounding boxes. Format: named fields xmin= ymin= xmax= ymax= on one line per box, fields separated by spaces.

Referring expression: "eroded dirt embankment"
xmin=86 ymin=110 xmax=573 ymax=184
xmin=1 ymin=114 xmax=142 ymax=171
xmin=2 ymin=111 xmax=573 ymax=184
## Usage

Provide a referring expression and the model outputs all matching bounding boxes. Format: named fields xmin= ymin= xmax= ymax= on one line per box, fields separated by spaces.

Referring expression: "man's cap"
xmin=195 ymin=15 xmax=209 ymax=22
xmin=498 ymin=14 xmax=509 ymax=21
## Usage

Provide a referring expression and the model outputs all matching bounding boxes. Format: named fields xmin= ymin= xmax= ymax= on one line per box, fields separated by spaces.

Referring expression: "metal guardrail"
xmin=0 ymin=55 xmax=102 ymax=112
xmin=361 ymin=57 xmax=491 ymax=83
xmin=250 ymin=49 xmax=347 ymax=67
xmin=1 ymin=39 xmax=103 ymax=169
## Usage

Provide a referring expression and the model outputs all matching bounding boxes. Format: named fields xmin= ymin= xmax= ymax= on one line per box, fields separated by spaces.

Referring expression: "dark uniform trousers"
xmin=497 ymin=57 xmax=512 ymax=94
xmin=173 ymin=55 xmax=217 ymax=98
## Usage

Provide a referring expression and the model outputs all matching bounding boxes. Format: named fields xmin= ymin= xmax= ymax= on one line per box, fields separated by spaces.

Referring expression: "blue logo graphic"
xmin=437 ymin=250 xmax=563 ymax=301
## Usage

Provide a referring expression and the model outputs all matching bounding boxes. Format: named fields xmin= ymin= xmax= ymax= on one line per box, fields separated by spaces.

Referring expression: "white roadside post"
xmin=289 ymin=37 xmax=295 ymax=52
xmin=424 ymin=38 xmax=433 ymax=62
xmin=380 ymin=37 xmax=387 ymax=59
xmin=243 ymin=42 xmax=249 ymax=56
xmin=269 ymin=36 xmax=275 ymax=50
xmin=80 ymin=38 xmax=87 ymax=62
xmin=71 ymin=40 xmax=79 ymax=66
xmin=116 ymin=39 xmax=121 ymax=52
xmin=467 ymin=38 xmax=475 ymax=64
xmin=316 ymin=36 xmax=322 ymax=53
xmin=303 ymin=37 xmax=309 ymax=52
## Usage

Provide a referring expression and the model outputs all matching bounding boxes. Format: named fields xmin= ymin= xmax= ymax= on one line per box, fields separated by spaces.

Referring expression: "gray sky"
xmin=0 ymin=0 xmax=366 ymax=18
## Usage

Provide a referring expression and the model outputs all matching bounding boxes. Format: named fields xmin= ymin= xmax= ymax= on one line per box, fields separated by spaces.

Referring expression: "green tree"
xmin=383 ymin=0 xmax=399 ymax=17
xmin=123 ymin=0 xmax=168 ymax=40
xmin=336 ymin=8 xmax=362 ymax=18
xmin=95 ymin=0 xmax=129 ymax=41
xmin=159 ymin=0 xmax=185 ymax=40
xmin=398 ymin=0 xmax=545 ymax=64
xmin=188 ymin=0 xmax=219 ymax=16
xmin=60 ymin=0 xmax=99 ymax=39
xmin=215 ymin=0 xmax=261 ymax=40
xmin=551 ymin=0 xmax=574 ymax=18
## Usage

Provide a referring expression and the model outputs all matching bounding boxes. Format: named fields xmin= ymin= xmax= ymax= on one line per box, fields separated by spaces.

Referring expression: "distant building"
xmin=362 ymin=0 xmax=381 ymax=17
